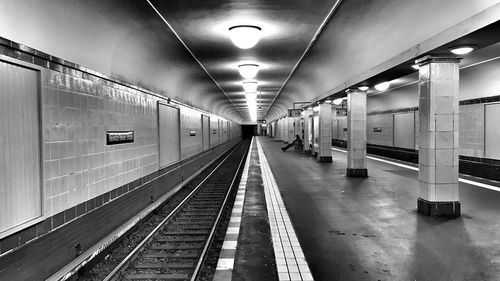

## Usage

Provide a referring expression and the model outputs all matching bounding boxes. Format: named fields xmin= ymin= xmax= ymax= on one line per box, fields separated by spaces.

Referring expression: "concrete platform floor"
xmin=259 ymin=137 xmax=500 ymax=281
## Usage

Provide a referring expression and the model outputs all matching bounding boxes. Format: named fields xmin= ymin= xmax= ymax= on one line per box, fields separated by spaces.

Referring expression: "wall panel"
xmin=210 ymin=118 xmax=220 ymax=147
xmin=485 ymin=103 xmax=500 ymax=159
xmin=159 ymin=103 xmax=180 ymax=167
xmin=393 ymin=112 xmax=415 ymax=149
xmin=338 ymin=118 xmax=348 ymax=141
xmin=179 ymin=108 xmax=202 ymax=159
xmin=0 ymin=60 xmax=41 ymax=236
xmin=202 ymin=115 xmax=210 ymax=150
xmin=367 ymin=114 xmax=393 ymax=146
xmin=460 ymin=104 xmax=484 ymax=157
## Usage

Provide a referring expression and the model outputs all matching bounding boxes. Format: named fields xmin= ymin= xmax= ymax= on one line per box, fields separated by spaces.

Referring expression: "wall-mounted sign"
xmin=288 ymin=109 xmax=301 ymax=117
xmin=336 ymin=108 xmax=347 ymax=116
xmin=342 ymin=128 xmax=348 ymax=132
xmin=373 ymin=127 xmax=382 ymax=132
xmin=212 ymin=129 xmax=217 ymax=134
xmin=189 ymin=130 xmax=196 ymax=136
xmin=106 ymin=131 xmax=134 ymax=145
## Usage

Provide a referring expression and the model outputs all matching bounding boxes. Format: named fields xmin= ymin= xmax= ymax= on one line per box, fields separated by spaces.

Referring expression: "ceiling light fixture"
xmin=332 ymin=98 xmax=343 ymax=105
xmin=358 ymin=86 xmax=369 ymax=91
xmin=229 ymin=25 xmax=262 ymax=49
xmin=374 ymin=81 xmax=391 ymax=91
xmin=242 ymin=81 xmax=258 ymax=92
xmin=313 ymin=106 xmax=320 ymax=112
xmin=325 ymin=99 xmax=332 ymax=104
xmin=411 ymin=64 xmax=420 ymax=70
xmin=449 ymin=45 xmax=475 ymax=55
xmin=246 ymin=92 xmax=257 ymax=100
xmin=238 ymin=64 xmax=259 ymax=79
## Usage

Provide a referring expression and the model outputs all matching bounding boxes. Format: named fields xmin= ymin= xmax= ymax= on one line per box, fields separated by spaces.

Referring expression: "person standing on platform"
xmin=281 ymin=135 xmax=302 ymax=151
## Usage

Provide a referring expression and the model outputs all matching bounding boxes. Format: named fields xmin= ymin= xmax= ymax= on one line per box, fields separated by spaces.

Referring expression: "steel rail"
xmin=189 ymin=144 xmax=248 ymax=281
xmin=103 ymin=145 xmax=241 ymax=281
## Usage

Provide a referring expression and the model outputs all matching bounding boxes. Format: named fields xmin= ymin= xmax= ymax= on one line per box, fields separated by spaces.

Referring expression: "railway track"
xmin=103 ymin=141 xmax=249 ymax=281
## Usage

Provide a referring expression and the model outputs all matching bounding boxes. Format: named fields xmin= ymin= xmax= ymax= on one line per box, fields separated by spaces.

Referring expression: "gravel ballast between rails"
xmin=74 ymin=141 xmax=249 ymax=281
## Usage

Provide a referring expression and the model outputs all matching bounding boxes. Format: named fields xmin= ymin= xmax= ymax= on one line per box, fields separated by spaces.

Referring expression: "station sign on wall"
xmin=106 ymin=131 xmax=134 ymax=145
xmin=288 ymin=109 xmax=301 ymax=117
xmin=336 ymin=108 xmax=347 ymax=116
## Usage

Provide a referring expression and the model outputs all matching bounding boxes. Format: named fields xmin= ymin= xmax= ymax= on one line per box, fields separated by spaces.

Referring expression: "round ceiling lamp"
xmin=242 ymin=81 xmax=258 ymax=92
xmin=449 ymin=45 xmax=475 ymax=55
xmin=374 ymin=81 xmax=391 ymax=91
xmin=332 ymin=98 xmax=343 ymax=105
xmin=238 ymin=64 xmax=259 ymax=79
xmin=358 ymin=86 xmax=369 ymax=91
xmin=229 ymin=25 xmax=262 ymax=49
xmin=246 ymin=92 xmax=257 ymax=100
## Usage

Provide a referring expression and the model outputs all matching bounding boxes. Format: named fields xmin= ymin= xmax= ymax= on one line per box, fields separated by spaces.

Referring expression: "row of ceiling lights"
xmin=228 ymin=25 xmax=263 ymax=121
xmin=229 ymin=27 xmax=476 ymax=119
xmin=318 ymin=45 xmax=478 ymax=107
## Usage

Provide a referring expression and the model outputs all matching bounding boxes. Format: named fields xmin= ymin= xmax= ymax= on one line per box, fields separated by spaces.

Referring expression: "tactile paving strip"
xmin=213 ymin=138 xmax=253 ymax=280
xmin=256 ymin=138 xmax=314 ymax=281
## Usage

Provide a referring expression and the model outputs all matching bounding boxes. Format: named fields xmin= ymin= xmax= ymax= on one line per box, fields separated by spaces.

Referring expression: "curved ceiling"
xmin=1 ymin=0 xmax=499 ymax=124
xmin=265 ymin=0 xmax=500 ymax=121
xmin=148 ymin=0 xmax=337 ymax=123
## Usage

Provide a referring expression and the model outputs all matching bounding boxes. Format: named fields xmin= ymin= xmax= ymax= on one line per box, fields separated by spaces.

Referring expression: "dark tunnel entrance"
xmin=241 ymin=125 xmax=257 ymax=139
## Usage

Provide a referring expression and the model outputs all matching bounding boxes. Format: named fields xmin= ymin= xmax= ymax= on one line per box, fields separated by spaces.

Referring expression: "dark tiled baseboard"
xmin=367 ymin=106 xmax=418 ymax=116
xmin=0 ymin=36 xmax=169 ymax=99
xmin=417 ymin=198 xmax=461 ymax=217
xmin=459 ymin=95 xmax=500 ymax=105
xmin=365 ymin=96 xmax=500 ymax=116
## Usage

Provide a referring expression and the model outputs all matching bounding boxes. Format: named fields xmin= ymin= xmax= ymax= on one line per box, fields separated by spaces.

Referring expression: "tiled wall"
xmin=340 ymin=103 xmax=490 ymax=158
xmin=42 ymin=68 xmax=159 ymax=217
xmin=367 ymin=114 xmax=394 ymax=147
xmin=0 ymin=38 xmax=241 ymax=248
xmin=459 ymin=103 xmax=484 ymax=157
xmin=331 ymin=116 xmax=348 ymax=141
xmin=210 ymin=117 xmax=220 ymax=147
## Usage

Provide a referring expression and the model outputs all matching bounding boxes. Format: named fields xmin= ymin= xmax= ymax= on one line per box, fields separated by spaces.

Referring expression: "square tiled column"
xmin=288 ymin=117 xmax=296 ymax=144
xmin=303 ymin=108 xmax=313 ymax=154
xmin=279 ymin=118 xmax=285 ymax=142
xmin=282 ymin=117 xmax=290 ymax=144
xmin=346 ymin=89 xmax=368 ymax=177
xmin=416 ymin=55 xmax=461 ymax=217
xmin=318 ymin=102 xmax=332 ymax=162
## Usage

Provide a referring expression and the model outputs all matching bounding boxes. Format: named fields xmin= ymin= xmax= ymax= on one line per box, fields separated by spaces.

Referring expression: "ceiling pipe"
xmin=263 ymin=0 xmax=344 ymax=119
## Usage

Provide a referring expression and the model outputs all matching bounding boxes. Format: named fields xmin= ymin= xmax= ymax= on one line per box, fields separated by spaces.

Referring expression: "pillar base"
xmin=319 ymin=156 xmax=332 ymax=163
xmin=346 ymin=168 xmax=368 ymax=177
xmin=417 ymin=198 xmax=460 ymax=218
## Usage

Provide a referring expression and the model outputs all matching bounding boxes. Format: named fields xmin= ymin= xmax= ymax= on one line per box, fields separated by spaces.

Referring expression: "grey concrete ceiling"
xmin=146 ymin=0 xmax=499 ymax=123
xmin=1 ymin=0 xmax=499 ymax=124
xmin=148 ymin=0 xmax=337 ymax=123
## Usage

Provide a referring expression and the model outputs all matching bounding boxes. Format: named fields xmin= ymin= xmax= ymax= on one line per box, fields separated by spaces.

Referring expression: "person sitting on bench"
xmin=281 ymin=135 xmax=302 ymax=151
